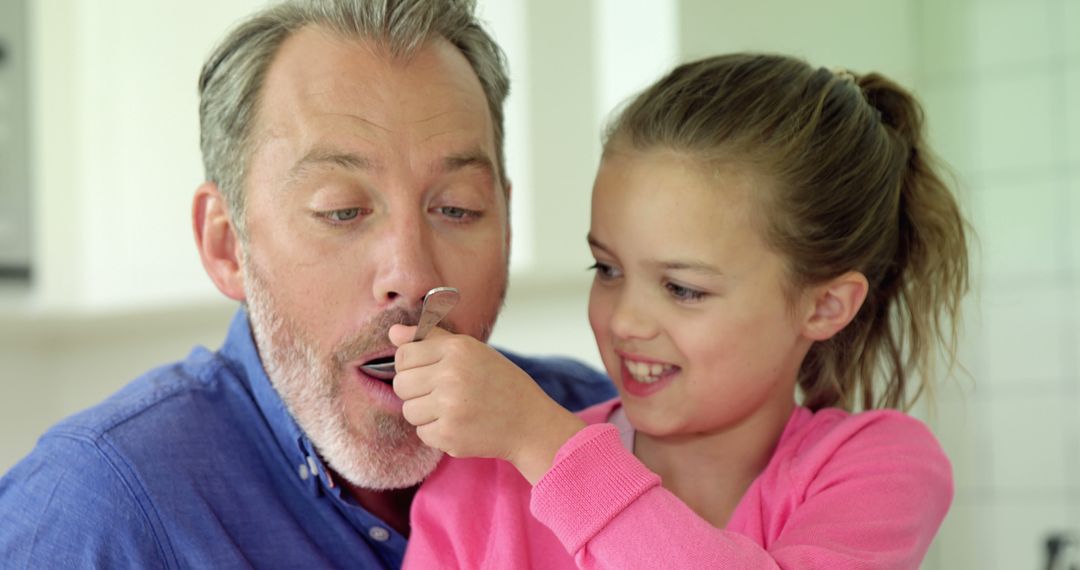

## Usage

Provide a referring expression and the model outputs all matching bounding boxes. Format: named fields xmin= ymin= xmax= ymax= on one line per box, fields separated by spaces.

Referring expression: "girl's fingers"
xmin=393 ymin=337 xmax=446 ymax=373
xmin=387 ymin=324 xmax=416 ymax=347
xmin=401 ymin=396 xmax=437 ymax=427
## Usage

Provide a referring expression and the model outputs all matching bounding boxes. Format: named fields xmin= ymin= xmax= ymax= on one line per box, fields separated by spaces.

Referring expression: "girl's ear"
xmin=801 ymin=271 xmax=869 ymax=341
xmin=193 ymin=182 xmax=246 ymax=302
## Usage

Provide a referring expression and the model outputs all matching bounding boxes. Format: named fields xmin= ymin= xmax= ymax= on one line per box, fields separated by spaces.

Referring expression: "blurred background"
xmin=0 ymin=0 xmax=1077 ymax=568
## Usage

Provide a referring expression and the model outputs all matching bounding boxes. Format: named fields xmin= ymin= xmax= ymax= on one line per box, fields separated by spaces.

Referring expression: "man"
xmin=0 ymin=1 xmax=613 ymax=567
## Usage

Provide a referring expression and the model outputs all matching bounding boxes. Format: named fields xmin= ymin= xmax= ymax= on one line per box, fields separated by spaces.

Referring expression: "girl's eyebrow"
xmin=588 ymin=234 xmax=725 ymax=277
xmin=651 ymin=260 xmax=725 ymax=276
xmin=587 ymin=234 xmax=611 ymax=254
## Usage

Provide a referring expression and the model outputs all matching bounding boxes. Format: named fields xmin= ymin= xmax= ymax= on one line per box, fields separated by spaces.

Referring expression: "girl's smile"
xmin=617 ymin=350 xmax=681 ymax=396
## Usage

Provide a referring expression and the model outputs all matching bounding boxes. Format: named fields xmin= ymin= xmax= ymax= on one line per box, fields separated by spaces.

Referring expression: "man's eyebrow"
xmin=440 ymin=147 xmax=495 ymax=176
xmin=286 ymin=147 xmax=493 ymax=183
xmin=288 ymin=147 xmax=375 ymax=180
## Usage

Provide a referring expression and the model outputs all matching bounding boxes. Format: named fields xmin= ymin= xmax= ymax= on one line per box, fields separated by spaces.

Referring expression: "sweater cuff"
xmin=530 ymin=423 xmax=661 ymax=554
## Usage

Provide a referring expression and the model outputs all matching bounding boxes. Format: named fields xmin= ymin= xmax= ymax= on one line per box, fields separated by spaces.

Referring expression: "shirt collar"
xmin=219 ymin=308 xmax=333 ymax=495
xmin=218 ymin=308 xmax=408 ymax=559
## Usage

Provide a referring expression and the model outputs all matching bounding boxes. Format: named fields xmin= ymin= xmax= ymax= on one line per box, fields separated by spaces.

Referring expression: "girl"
xmin=391 ymin=53 xmax=969 ymax=569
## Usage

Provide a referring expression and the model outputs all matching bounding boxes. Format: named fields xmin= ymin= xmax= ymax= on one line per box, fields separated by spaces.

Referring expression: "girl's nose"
xmin=608 ymin=290 xmax=658 ymax=341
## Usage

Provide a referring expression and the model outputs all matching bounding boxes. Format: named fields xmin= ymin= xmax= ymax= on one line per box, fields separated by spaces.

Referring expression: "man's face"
xmin=240 ymin=28 xmax=509 ymax=490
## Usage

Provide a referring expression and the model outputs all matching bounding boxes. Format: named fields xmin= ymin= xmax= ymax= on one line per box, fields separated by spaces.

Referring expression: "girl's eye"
xmin=665 ymin=281 xmax=707 ymax=302
xmin=435 ymin=206 xmax=482 ymax=221
xmin=588 ymin=261 xmax=621 ymax=280
xmin=325 ymin=208 xmax=362 ymax=222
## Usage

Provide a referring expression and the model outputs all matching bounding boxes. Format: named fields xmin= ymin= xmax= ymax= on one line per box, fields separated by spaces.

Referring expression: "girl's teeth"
xmin=626 ymin=360 xmax=675 ymax=383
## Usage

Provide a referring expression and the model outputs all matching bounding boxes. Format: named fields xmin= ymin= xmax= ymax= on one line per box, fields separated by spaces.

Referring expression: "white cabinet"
xmin=0 ymin=0 xmax=30 ymax=279
xmin=13 ymin=0 xmax=265 ymax=313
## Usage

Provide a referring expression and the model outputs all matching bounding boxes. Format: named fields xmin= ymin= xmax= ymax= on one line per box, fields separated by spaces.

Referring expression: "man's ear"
xmin=193 ymin=182 xmax=246 ymax=302
xmin=802 ymin=271 xmax=869 ymax=341
xmin=503 ymin=181 xmax=513 ymax=254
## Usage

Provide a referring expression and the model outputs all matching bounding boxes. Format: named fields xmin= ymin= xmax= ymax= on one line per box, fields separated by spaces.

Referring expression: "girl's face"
xmin=587 ymin=148 xmax=815 ymax=439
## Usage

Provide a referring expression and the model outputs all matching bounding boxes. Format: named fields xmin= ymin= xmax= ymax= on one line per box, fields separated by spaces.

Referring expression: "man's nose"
xmin=371 ymin=214 xmax=443 ymax=310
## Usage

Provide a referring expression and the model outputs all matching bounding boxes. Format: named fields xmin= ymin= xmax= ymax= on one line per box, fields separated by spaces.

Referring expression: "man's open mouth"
xmin=359 ymin=356 xmax=397 ymax=383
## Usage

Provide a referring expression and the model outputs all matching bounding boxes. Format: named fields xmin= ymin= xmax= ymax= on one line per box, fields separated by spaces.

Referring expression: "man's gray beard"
xmin=243 ymin=265 xmax=445 ymax=490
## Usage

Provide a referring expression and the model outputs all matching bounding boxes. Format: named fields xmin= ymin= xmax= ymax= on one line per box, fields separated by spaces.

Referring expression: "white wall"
xmin=915 ymin=0 xmax=1080 ymax=568
xmin=679 ymin=0 xmax=917 ymax=82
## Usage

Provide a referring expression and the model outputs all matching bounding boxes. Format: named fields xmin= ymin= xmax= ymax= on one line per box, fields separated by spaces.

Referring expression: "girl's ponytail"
xmin=858 ymin=73 xmax=970 ymax=409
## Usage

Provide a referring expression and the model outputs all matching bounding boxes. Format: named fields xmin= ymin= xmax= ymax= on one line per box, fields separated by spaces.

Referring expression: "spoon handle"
xmin=412 ymin=287 xmax=461 ymax=341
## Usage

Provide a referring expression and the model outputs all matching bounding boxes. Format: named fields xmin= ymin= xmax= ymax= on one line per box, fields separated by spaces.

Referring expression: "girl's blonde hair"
xmin=605 ymin=53 xmax=970 ymax=412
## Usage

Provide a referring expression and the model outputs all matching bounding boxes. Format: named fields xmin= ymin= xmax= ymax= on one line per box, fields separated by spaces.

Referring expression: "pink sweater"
xmin=405 ymin=399 xmax=952 ymax=569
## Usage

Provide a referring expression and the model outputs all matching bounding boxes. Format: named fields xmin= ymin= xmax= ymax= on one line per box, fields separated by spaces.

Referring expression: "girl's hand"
xmin=389 ymin=325 xmax=586 ymax=484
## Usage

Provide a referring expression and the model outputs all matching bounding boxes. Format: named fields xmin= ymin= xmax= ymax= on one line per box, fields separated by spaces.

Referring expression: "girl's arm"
xmin=532 ymin=415 xmax=951 ymax=570
xmin=391 ymin=327 xmax=950 ymax=569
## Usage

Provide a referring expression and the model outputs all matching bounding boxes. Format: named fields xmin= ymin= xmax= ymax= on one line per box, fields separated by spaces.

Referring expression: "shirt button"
xmin=298 ymin=463 xmax=310 ymax=481
xmin=369 ymin=526 xmax=391 ymax=542
xmin=306 ymin=456 xmax=319 ymax=477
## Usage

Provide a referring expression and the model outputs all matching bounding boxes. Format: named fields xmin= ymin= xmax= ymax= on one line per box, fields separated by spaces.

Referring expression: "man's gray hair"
xmin=198 ymin=0 xmax=510 ymax=238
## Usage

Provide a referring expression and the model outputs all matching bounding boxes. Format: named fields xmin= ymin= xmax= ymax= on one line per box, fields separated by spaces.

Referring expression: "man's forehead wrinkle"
xmin=310 ymin=151 xmax=374 ymax=170
xmin=415 ymin=109 xmax=456 ymax=125
xmin=317 ymin=112 xmax=393 ymax=134
xmin=419 ymin=128 xmax=460 ymax=145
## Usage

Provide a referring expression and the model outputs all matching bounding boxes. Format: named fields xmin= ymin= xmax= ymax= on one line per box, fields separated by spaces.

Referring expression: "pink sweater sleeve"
xmin=530 ymin=414 xmax=952 ymax=570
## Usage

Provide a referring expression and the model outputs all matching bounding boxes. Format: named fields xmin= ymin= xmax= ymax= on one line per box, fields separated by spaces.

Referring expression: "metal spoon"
xmin=360 ymin=286 xmax=461 ymax=376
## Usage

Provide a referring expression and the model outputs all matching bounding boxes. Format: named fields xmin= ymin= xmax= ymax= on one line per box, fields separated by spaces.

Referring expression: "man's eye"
xmin=326 ymin=208 xmax=361 ymax=222
xmin=435 ymin=206 xmax=481 ymax=221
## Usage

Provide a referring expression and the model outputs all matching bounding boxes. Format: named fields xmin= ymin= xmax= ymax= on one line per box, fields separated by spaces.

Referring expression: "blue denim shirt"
xmin=0 ymin=310 xmax=614 ymax=569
